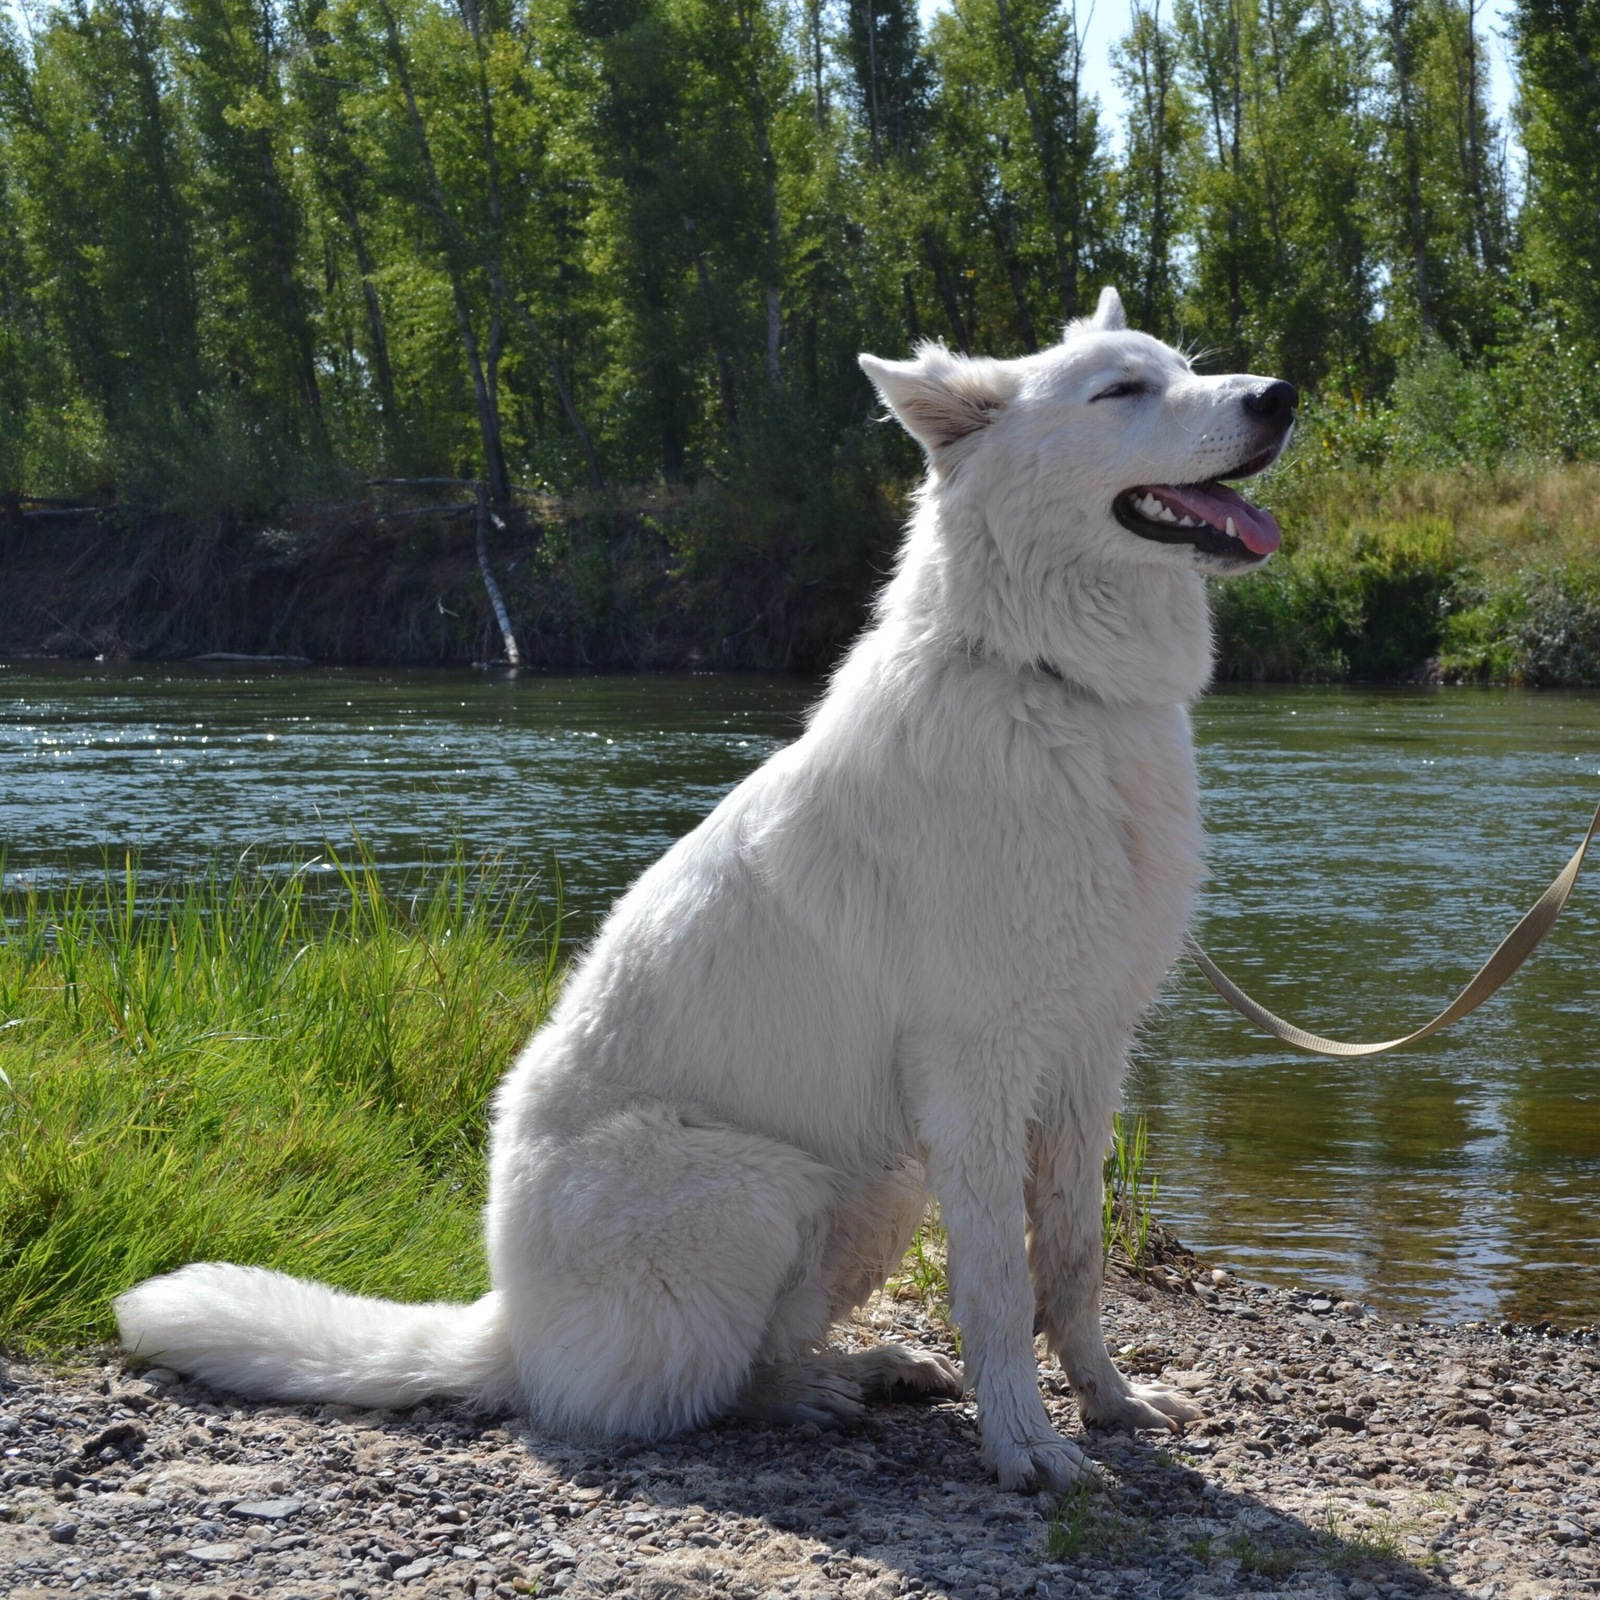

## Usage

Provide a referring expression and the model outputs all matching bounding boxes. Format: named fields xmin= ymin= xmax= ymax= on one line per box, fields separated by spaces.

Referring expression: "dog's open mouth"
xmin=1113 ymin=452 xmax=1282 ymax=562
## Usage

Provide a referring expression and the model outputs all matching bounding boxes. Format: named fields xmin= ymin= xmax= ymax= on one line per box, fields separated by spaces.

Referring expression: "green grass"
xmin=2 ymin=845 xmax=1168 ymax=1356
xmin=0 ymin=831 xmax=1186 ymax=1382
xmin=1320 ymin=1504 xmax=1410 ymax=1567
xmin=888 ymin=1206 xmax=953 ymax=1328
xmin=1044 ymin=1479 xmax=1153 ymax=1561
xmin=1229 ymin=1527 xmax=1305 ymax=1577
xmin=1103 ymin=1111 xmax=1159 ymax=1272
xmin=0 ymin=845 xmax=558 ymax=1351
xmin=884 ymin=1110 xmax=1162 ymax=1335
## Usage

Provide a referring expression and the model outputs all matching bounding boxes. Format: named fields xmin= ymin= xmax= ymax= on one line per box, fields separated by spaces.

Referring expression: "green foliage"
xmin=1212 ymin=517 xmax=1460 ymax=682
xmin=1321 ymin=1504 xmax=1410 ymax=1565
xmin=1103 ymin=1110 xmax=1160 ymax=1268
xmin=0 ymin=846 xmax=557 ymax=1348
xmin=1211 ymin=381 xmax=1600 ymax=687
xmin=1442 ymin=564 xmax=1600 ymax=686
xmin=1230 ymin=1528 xmax=1306 ymax=1577
xmin=889 ymin=1209 xmax=952 ymax=1333
xmin=1173 ymin=0 xmax=1380 ymax=384
xmin=1514 ymin=0 xmax=1600 ymax=341
xmin=0 ymin=0 xmax=1596 ymax=661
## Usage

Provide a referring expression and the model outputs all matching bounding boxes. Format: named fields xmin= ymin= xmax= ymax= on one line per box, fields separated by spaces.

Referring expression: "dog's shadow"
xmin=122 ymin=1363 xmax=1466 ymax=1598
xmin=417 ymin=1393 xmax=1463 ymax=1600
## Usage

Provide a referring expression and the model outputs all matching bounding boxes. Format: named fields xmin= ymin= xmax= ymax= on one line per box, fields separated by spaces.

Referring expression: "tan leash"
xmin=1184 ymin=795 xmax=1600 ymax=1057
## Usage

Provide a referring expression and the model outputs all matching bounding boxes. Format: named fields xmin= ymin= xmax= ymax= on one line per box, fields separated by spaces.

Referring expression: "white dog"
xmin=116 ymin=288 xmax=1295 ymax=1492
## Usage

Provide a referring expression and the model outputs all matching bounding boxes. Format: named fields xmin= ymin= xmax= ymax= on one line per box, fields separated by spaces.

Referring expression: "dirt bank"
xmin=3 ymin=1261 xmax=1596 ymax=1600
xmin=0 ymin=491 xmax=889 ymax=674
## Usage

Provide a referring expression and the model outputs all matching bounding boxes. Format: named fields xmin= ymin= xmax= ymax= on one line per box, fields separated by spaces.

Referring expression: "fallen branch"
xmin=475 ymin=483 xmax=521 ymax=669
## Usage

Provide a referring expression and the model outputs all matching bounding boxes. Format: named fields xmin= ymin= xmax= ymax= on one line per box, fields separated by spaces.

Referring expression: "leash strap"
xmin=1184 ymin=795 xmax=1600 ymax=1058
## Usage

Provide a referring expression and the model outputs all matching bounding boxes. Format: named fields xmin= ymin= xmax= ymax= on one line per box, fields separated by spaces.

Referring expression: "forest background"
xmin=1 ymin=0 xmax=1598 ymax=680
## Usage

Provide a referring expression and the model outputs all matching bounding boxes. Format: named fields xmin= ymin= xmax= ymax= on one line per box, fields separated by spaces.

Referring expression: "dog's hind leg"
xmin=733 ymin=1159 xmax=962 ymax=1426
xmin=1026 ymin=1090 xmax=1199 ymax=1434
xmin=732 ymin=1343 xmax=963 ymax=1428
xmin=828 ymin=1343 xmax=963 ymax=1399
xmin=486 ymin=1098 xmax=841 ymax=1441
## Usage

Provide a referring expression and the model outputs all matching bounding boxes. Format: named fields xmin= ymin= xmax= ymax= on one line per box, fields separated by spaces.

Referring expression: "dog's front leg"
xmin=924 ymin=1099 xmax=1096 ymax=1492
xmin=1026 ymin=1097 xmax=1199 ymax=1434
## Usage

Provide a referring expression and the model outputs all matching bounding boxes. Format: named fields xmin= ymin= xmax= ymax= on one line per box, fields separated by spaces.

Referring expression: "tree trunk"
xmin=922 ymin=228 xmax=973 ymax=353
xmin=489 ymin=262 xmax=604 ymax=490
xmin=978 ymin=174 xmax=1039 ymax=350
xmin=862 ymin=0 xmax=884 ymax=165
xmin=901 ymin=273 xmax=923 ymax=344
xmin=475 ymin=482 xmax=520 ymax=668
xmin=1459 ymin=0 xmax=1498 ymax=270
xmin=339 ymin=176 xmax=398 ymax=421
xmin=1226 ymin=0 xmax=1244 ymax=351
xmin=807 ymin=0 xmax=827 ymax=127
xmin=685 ymin=218 xmax=740 ymax=430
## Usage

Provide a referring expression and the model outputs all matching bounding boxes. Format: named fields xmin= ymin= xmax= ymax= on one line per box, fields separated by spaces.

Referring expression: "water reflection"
xmin=1133 ymin=687 xmax=1600 ymax=1324
xmin=2 ymin=665 xmax=1598 ymax=1324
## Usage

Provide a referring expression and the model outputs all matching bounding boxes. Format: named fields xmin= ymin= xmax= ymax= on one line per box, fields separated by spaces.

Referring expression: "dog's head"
xmin=859 ymin=288 xmax=1295 ymax=578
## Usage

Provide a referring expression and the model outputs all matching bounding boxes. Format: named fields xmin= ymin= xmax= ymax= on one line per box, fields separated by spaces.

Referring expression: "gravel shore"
xmin=3 ymin=1258 xmax=1597 ymax=1600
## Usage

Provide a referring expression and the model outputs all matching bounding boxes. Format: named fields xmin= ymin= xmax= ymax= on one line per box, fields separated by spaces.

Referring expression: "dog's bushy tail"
xmin=114 ymin=1264 xmax=515 ymax=1410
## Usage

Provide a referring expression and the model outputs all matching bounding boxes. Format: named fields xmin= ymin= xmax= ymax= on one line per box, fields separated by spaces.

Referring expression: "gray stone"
xmin=229 ymin=1497 xmax=305 ymax=1520
xmin=186 ymin=1542 xmax=246 ymax=1563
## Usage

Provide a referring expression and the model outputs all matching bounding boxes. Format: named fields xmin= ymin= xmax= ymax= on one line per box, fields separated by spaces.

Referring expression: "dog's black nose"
xmin=1243 ymin=380 xmax=1298 ymax=420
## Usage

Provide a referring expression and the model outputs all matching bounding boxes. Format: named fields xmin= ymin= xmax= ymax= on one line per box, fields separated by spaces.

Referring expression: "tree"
xmin=838 ymin=0 xmax=930 ymax=165
xmin=3 ymin=0 xmax=202 ymax=491
xmin=1376 ymin=0 xmax=1509 ymax=357
xmin=1113 ymin=0 xmax=1193 ymax=335
xmin=1173 ymin=0 xmax=1376 ymax=384
xmin=1513 ymin=0 xmax=1600 ymax=338
xmin=177 ymin=0 xmax=325 ymax=442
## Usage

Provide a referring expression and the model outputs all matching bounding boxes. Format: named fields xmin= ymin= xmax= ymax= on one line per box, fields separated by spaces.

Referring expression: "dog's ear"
xmin=1089 ymin=286 xmax=1127 ymax=331
xmin=858 ymin=346 xmax=1016 ymax=457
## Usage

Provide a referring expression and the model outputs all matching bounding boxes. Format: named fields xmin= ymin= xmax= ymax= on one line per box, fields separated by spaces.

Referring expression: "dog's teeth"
xmin=1225 ymin=516 xmax=1238 ymax=539
xmin=1177 ymin=514 xmax=1199 ymax=527
xmin=1138 ymin=493 xmax=1162 ymax=518
xmin=1156 ymin=505 xmax=1178 ymax=523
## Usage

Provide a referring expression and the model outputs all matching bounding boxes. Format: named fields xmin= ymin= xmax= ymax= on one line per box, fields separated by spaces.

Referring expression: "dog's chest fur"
xmin=832 ymin=650 xmax=1203 ymax=1051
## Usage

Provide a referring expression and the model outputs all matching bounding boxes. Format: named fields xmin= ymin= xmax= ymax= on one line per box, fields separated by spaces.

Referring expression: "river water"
xmin=3 ymin=660 xmax=1598 ymax=1327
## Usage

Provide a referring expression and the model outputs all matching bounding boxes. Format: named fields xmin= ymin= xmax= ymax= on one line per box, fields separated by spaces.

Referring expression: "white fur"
xmin=116 ymin=289 xmax=1292 ymax=1491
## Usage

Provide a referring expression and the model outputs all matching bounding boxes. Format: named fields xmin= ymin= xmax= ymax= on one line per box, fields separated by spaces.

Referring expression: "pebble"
xmin=2 ymin=1246 xmax=1597 ymax=1600
xmin=227 ymin=1497 xmax=304 ymax=1520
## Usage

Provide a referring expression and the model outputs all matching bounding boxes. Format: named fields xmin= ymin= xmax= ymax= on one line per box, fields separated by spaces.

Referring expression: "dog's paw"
xmin=985 ymin=1431 xmax=1098 ymax=1494
xmin=844 ymin=1343 xmax=965 ymax=1402
xmin=1079 ymin=1380 xmax=1198 ymax=1434
xmin=733 ymin=1361 xmax=866 ymax=1430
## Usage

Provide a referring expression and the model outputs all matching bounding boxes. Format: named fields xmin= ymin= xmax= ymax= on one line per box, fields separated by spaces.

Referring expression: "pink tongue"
xmin=1153 ymin=481 xmax=1281 ymax=555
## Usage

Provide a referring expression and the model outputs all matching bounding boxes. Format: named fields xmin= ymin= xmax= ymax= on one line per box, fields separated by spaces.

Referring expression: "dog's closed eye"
xmin=1089 ymin=379 xmax=1152 ymax=402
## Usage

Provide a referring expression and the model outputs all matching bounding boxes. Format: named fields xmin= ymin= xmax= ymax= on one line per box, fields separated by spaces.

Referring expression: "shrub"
xmin=1443 ymin=564 xmax=1600 ymax=687
xmin=1213 ymin=519 xmax=1460 ymax=682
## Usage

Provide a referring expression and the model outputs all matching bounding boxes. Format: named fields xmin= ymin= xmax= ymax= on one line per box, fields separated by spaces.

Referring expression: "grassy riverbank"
xmin=6 ymin=438 xmax=1599 ymax=682
xmin=1 ymin=843 xmax=1177 ymax=1354
xmin=0 ymin=852 xmax=556 ymax=1350
xmin=6 ymin=382 xmax=1593 ymax=688
xmin=1217 ymin=458 xmax=1600 ymax=684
